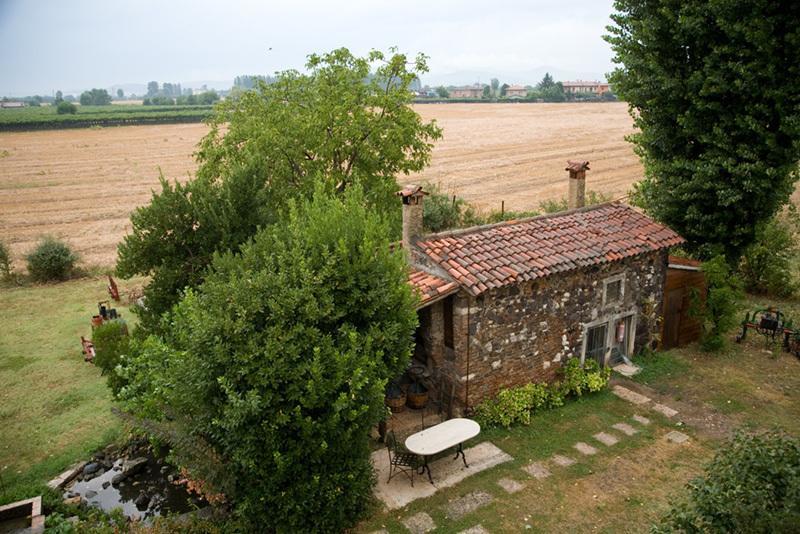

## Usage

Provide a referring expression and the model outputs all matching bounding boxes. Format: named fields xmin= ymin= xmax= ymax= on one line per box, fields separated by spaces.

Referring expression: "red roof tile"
xmin=408 ymin=268 xmax=459 ymax=307
xmin=415 ymin=203 xmax=684 ymax=296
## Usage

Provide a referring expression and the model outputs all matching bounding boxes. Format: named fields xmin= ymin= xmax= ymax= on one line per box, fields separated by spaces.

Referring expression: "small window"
xmin=585 ymin=324 xmax=608 ymax=367
xmin=602 ymin=274 xmax=625 ymax=306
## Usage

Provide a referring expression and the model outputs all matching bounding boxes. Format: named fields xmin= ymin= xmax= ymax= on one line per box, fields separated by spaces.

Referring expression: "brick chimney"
xmin=397 ymin=185 xmax=428 ymax=251
xmin=566 ymin=160 xmax=590 ymax=209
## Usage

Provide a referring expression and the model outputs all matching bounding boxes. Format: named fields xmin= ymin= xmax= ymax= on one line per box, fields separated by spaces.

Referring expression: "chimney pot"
xmin=397 ymin=185 xmax=428 ymax=251
xmin=566 ymin=160 xmax=589 ymax=209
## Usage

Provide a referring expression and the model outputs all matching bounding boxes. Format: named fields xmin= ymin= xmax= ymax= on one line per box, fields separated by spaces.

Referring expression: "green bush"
xmin=739 ymin=209 xmax=799 ymax=297
xmin=91 ymin=320 xmax=130 ymax=395
xmin=474 ymin=358 xmax=610 ymax=428
xmin=56 ymin=101 xmax=77 ymax=115
xmin=0 ymin=239 xmax=11 ymax=278
xmin=423 ymin=183 xmax=483 ymax=232
xmin=656 ymin=431 xmax=800 ymax=533
xmin=695 ymin=255 xmax=742 ymax=352
xmin=25 ymin=236 xmax=78 ymax=282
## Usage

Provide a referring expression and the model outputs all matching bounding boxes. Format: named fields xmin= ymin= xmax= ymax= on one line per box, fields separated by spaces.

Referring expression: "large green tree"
xmin=606 ymin=0 xmax=800 ymax=259
xmin=117 ymin=48 xmax=441 ymax=329
xmin=118 ymin=188 xmax=418 ymax=531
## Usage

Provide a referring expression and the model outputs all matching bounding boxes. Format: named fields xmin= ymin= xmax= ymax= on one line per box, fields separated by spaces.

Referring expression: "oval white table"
xmin=404 ymin=418 xmax=481 ymax=484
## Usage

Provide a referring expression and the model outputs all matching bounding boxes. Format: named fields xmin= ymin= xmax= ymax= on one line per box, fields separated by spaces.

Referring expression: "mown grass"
xmin=0 ymin=276 xmax=137 ymax=503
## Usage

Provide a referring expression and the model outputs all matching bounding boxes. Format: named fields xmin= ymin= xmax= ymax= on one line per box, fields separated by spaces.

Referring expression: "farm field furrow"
xmin=0 ymin=103 xmax=641 ymax=268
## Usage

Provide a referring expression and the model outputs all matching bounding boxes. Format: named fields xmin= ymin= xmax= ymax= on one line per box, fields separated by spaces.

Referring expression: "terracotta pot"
xmin=385 ymin=393 xmax=406 ymax=413
xmin=91 ymin=315 xmax=104 ymax=328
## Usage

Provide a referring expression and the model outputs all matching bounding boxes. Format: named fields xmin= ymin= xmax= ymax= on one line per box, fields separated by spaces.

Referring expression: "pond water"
xmin=66 ymin=449 xmax=204 ymax=521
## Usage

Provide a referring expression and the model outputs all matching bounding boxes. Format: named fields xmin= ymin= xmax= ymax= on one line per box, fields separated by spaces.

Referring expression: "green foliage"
xmin=56 ymin=101 xmax=77 ymax=114
xmin=117 ymin=47 xmax=441 ymax=330
xmin=696 ymin=255 xmax=743 ymax=351
xmin=79 ymin=88 xmax=112 ymax=106
xmin=435 ymin=85 xmax=449 ymax=98
xmin=25 ymin=236 xmax=78 ymax=282
xmin=474 ymin=358 xmax=610 ymax=428
xmin=739 ymin=207 xmax=799 ymax=297
xmin=118 ymin=188 xmax=418 ymax=531
xmin=422 ymin=183 xmax=482 ymax=232
xmin=0 ymin=239 xmax=11 ymax=278
xmin=0 ymin=104 xmax=214 ymax=131
xmin=91 ymin=320 xmax=130 ymax=394
xmin=656 ymin=431 xmax=800 ymax=533
xmin=606 ymin=1 xmax=800 ymax=260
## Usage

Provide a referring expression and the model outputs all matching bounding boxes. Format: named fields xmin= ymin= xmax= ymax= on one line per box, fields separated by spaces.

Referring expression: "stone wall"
xmin=437 ymin=249 xmax=669 ymax=413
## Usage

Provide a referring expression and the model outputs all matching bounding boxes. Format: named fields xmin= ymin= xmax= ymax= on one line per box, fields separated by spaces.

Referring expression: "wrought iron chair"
xmin=386 ymin=430 xmax=420 ymax=486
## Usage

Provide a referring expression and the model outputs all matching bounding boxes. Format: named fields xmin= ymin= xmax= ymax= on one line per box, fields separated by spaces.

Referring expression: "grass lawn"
xmin=0 ymin=276 xmax=137 ymax=502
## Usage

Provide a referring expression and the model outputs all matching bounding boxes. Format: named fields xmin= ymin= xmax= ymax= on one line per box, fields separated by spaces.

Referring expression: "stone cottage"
xmin=402 ymin=161 xmax=684 ymax=415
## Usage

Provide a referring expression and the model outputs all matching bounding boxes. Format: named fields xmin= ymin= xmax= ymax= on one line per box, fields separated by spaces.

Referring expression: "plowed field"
xmin=0 ymin=102 xmax=640 ymax=268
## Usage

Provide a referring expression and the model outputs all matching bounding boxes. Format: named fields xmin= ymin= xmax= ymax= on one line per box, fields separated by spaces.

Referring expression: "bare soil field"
xmin=0 ymin=103 xmax=639 ymax=268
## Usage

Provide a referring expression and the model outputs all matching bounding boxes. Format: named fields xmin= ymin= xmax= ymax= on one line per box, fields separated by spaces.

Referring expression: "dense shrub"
xmin=0 ymin=239 xmax=11 ymax=278
xmin=423 ymin=183 xmax=482 ymax=232
xmin=118 ymin=188 xmax=417 ymax=532
xmin=91 ymin=320 xmax=130 ymax=395
xmin=56 ymin=101 xmax=77 ymax=115
xmin=25 ymin=236 xmax=78 ymax=282
xmin=656 ymin=431 xmax=800 ymax=533
xmin=695 ymin=255 xmax=742 ymax=352
xmin=474 ymin=358 xmax=611 ymax=428
xmin=739 ymin=209 xmax=799 ymax=297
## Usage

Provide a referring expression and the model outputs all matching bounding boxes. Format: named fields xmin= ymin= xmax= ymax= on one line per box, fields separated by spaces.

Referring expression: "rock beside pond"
xmin=63 ymin=496 xmax=81 ymax=506
xmin=111 ymin=473 xmax=126 ymax=486
xmin=134 ymin=492 xmax=151 ymax=510
xmin=83 ymin=462 xmax=101 ymax=475
xmin=84 ymin=490 xmax=97 ymax=499
xmin=123 ymin=457 xmax=148 ymax=476
xmin=102 ymin=481 xmax=110 ymax=489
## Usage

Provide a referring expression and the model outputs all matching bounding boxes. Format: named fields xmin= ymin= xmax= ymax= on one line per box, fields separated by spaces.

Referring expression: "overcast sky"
xmin=0 ymin=0 xmax=617 ymax=96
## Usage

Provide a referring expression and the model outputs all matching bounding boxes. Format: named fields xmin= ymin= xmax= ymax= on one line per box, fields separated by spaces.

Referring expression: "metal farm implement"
xmin=735 ymin=307 xmax=800 ymax=359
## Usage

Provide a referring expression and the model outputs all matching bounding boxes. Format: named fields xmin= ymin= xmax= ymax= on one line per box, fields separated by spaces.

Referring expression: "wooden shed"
xmin=661 ymin=256 xmax=705 ymax=350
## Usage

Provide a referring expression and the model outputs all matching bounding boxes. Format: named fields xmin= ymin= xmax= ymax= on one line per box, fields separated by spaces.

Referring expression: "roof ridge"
xmin=417 ymin=201 xmax=625 ymax=243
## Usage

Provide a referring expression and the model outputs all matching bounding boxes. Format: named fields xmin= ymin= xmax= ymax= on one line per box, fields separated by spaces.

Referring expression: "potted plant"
xmin=385 ymin=381 xmax=406 ymax=413
xmin=406 ymin=381 xmax=428 ymax=410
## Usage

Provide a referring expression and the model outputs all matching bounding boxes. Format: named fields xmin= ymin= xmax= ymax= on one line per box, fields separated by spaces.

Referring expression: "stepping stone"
xmin=632 ymin=414 xmax=651 ymax=425
xmin=497 ymin=477 xmax=525 ymax=494
xmin=666 ymin=431 xmax=690 ymax=444
xmin=652 ymin=403 xmax=679 ymax=418
xmin=574 ymin=442 xmax=598 ymax=455
xmin=402 ymin=512 xmax=436 ymax=534
xmin=612 ymin=422 xmax=638 ymax=436
xmin=612 ymin=385 xmax=651 ymax=405
xmin=593 ymin=432 xmax=619 ymax=446
xmin=613 ymin=363 xmax=640 ymax=377
xmin=522 ymin=461 xmax=551 ymax=479
xmin=445 ymin=491 xmax=494 ymax=520
xmin=459 ymin=526 xmax=490 ymax=534
xmin=551 ymin=454 xmax=576 ymax=467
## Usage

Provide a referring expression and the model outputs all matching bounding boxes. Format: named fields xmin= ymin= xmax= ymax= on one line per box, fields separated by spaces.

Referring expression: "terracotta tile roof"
xmin=415 ymin=203 xmax=684 ymax=296
xmin=408 ymin=268 xmax=459 ymax=307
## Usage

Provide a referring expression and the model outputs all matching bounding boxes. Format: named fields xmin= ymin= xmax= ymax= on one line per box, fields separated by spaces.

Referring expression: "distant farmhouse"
xmin=504 ymin=84 xmax=528 ymax=98
xmin=450 ymin=84 xmax=484 ymax=98
xmin=562 ymin=80 xmax=611 ymax=96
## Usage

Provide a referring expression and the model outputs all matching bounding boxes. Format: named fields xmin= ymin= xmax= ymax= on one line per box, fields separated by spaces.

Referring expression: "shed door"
xmin=663 ymin=288 xmax=684 ymax=350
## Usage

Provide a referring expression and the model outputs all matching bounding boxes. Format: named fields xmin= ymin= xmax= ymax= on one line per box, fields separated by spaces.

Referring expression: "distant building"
xmin=0 ymin=101 xmax=25 ymax=109
xmin=505 ymin=84 xmax=528 ymax=98
xmin=450 ymin=84 xmax=484 ymax=99
xmin=562 ymin=81 xmax=611 ymax=96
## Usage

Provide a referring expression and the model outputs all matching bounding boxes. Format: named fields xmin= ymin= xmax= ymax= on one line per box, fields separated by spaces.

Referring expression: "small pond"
xmin=65 ymin=446 xmax=205 ymax=522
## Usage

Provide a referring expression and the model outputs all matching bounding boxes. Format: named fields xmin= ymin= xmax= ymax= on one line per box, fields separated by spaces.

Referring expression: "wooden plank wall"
xmin=661 ymin=257 xmax=706 ymax=350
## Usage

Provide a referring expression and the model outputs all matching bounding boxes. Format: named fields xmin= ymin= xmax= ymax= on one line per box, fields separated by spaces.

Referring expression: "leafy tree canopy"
xmin=79 ymin=88 xmax=112 ymax=106
xmin=118 ymin=187 xmax=418 ymax=531
xmin=607 ymin=0 xmax=800 ymax=260
xmin=117 ymin=47 xmax=441 ymax=329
